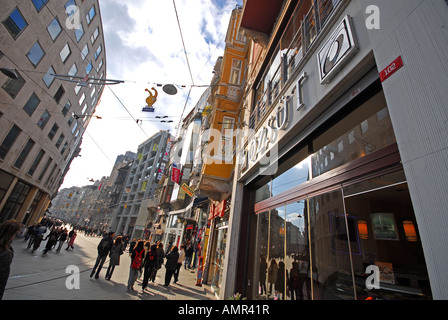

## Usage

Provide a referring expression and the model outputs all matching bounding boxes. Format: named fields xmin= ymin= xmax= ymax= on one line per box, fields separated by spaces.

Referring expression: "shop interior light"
xmin=403 ymin=220 xmax=418 ymax=242
xmin=358 ymin=220 xmax=369 ymax=240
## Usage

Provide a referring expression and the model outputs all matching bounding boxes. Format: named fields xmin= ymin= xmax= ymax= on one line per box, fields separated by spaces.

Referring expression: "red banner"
xmin=208 ymin=199 xmax=226 ymax=220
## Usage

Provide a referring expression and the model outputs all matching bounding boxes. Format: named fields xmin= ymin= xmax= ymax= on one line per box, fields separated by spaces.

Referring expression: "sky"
xmin=60 ymin=0 xmax=243 ymax=190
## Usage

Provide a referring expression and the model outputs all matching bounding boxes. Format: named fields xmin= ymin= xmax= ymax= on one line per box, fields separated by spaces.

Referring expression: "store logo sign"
xmin=318 ymin=16 xmax=358 ymax=84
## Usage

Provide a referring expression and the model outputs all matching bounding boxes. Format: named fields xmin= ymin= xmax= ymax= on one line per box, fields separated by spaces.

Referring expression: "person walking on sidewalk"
xmin=163 ymin=245 xmax=179 ymax=287
xmin=90 ymin=231 xmax=114 ymax=279
xmin=105 ymin=236 xmax=124 ymax=280
xmin=141 ymin=244 xmax=157 ymax=292
xmin=66 ymin=229 xmax=77 ymax=250
xmin=185 ymin=243 xmax=194 ymax=269
xmin=152 ymin=242 xmax=165 ymax=283
xmin=174 ymin=244 xmax=185 ymax=284
xmin=42 ymin=228 xmax=59 ymax=254
xmin=127 ymin=240 xmax=145 ymax=292
xmin=0 ymin=220 xmax=21 ymax=300
xmin=56 ymin=228 xmax=68 ymax=252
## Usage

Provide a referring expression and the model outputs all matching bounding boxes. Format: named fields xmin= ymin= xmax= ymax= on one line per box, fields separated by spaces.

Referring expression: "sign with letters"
xmin=318 ymin=16 xmax=358 ymax=84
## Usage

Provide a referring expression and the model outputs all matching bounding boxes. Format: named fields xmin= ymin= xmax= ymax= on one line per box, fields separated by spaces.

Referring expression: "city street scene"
xmin=3 ymin=221 xmax=215 ymax=301
xmin=1 ymin=0 xmax=448 ymax=307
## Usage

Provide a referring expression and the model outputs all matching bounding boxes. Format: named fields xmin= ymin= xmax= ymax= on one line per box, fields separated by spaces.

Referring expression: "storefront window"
xmin=312 ymin=91 xmax=396 ymax=178
xmin=286 ymin=200 xmax=311 ymax=300
xmin=211 ymin=225 xmax=227 ymax=296
xmin=309 ymin=189 xmax=356 ymax=300
xmin=343 ymin=172 xmax=432 ymax=300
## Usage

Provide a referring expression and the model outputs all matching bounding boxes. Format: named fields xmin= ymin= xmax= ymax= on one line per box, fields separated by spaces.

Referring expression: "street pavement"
xmin=3 ymin=229 xmax=216 ymax=301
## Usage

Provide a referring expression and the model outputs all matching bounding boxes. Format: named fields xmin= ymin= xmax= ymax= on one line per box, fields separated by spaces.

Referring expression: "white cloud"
xmin=60 ymin=0 xmax=242 ymax=189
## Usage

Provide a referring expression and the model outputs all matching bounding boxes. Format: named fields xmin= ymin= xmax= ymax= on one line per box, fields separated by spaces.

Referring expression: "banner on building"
xmin=208 ymin=199 xmax=226 ymax=220
xmin=171 ymin=162 xmax=181 ymax=184
xmin=181 ymin=183 xmax=195 ymax=197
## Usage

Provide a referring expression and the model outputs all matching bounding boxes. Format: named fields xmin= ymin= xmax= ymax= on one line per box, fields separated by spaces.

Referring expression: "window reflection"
xmin=309 ymin=189 xmax=356 ymax=300
xmin=286 ymin=200 xmax=311 ymax=300
xmin=312 ymin=91 xmax=396 ymax=178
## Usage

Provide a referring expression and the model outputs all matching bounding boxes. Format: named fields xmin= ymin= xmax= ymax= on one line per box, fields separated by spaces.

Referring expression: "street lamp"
xmin=0 ymin=67 xmax=19 ymax=79
xmin=52 ymin=73 xmax=124 ymax=87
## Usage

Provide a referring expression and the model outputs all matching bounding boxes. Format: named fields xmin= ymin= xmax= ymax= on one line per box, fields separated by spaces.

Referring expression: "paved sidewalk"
xmin=3 ymin=231 xmax=216 ymax=300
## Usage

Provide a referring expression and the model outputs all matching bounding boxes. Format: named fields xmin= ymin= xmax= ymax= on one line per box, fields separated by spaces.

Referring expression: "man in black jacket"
xmin=90 ymin=231 xmax=114 ymax=279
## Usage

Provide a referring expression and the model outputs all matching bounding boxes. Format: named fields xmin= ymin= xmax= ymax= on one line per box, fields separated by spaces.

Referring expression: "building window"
xmin=229 ymin=59 xmax=242 ymax=85
xmin=55 ymin=133 xmax=64 ymax=149
xmin=60 ymin=142 xmax=68 ymax=155
xmin=14 ymin=138 xmax=35 ymax=169
xmin=28 ymin=149 xmax=45 ymax=176
xmin=74 ymin=23 xmax=84 ymax=42
xmin=47 ymin=123 xmax=59 ymax=141
xmin=0 ymin=124 xmax=21 ymax=160
xmin=79 ymin=92 xmax=85 ymax=106
xmin=90 ymin=27 xmax=99 ymax=44
xmin=86 ymin=5 xmax=96 ymax=25
xmin=0 ymin=181 xmax=31 ymax=223
xmin=60 ymin=43 xmax=71 ymax=63
xmin=3 ymin=7 xmax=28 ymax=39
xmin=37 ymin=110 xmax=51 ymax=129
xmin=37 ymin=157 xmax=52 ymax=182
xmin=43 ymin=66 xmax=55 ymax=88
xmin=85 ymin=62 xmax=93 ymax=75
xmin=97 ymin=60 xmax=103 ymax=73
xmin=81 ymin=43 xmax=89 ymax=60
xmin=62 ymin=100 xmax=71 ymax=116
xmin=2 ymin=71 xmax=25 ymax=99
xmin=47 ymin=17 xmax=62 ymax=41
xmin=23 ymin=93 xmax=41 ymax=116
xmin=32 ymin=0 xmax=49 ymax=12
xmin=68 ymin=63 xmax=77 ymax=77
xmin=94 ymin=45 xmax=102 ymax=60
xmin=54 ymin=85 xmax=65 ymax=103
xmin=27 ymin=41 xmax=45 ymax=67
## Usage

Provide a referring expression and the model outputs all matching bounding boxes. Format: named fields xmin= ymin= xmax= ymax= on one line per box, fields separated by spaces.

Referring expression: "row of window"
xmin=3 ymin=1 xmax=97 ymax=42
xmin=0 ymin=123 xmax=60 ymax=189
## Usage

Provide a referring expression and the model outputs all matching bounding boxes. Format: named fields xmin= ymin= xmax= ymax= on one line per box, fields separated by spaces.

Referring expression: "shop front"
xmin=242 ymin=85 xmax=432 ymax=300
xmin=205 ymin=198 xmax=229 ymax=297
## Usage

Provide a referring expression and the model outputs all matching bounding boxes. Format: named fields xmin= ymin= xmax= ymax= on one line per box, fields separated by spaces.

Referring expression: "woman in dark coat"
xmin=0 ymin=220 xmax=21 ymax=300
xmin=163 ymin=245 xmax=179 ymax=287
xmin=106 ymin=236 xmax=123 ymax=280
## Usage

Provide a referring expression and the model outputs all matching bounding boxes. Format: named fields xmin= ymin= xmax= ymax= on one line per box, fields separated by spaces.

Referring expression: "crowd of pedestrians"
xmin=0 ymin=217 xmax=198 ymax=300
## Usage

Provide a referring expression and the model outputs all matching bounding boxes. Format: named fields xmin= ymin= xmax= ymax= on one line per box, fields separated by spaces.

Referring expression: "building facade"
xmin=0 ymin=0 xmax=106 ymax=225
xmin=220 ymin=0 xmax=448 ymax=300
xmin=110 ymin=130 xmax=173 ymax=239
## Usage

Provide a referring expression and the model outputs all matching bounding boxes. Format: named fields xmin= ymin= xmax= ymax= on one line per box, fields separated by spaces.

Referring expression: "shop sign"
xmin=157 ymin=138 xmax=173 ymax=181
xmin=181 ymin=183 xmax=195 ymax=197
xmin=379 ymin=56 xmax=403 ymax=82
xmin=208 ymin=199 xmax=226 ymax=220
xmin=246 ymin=98 xmax=291 ymax=169
xmin=318 ymin=15 xmax=358 ymax=84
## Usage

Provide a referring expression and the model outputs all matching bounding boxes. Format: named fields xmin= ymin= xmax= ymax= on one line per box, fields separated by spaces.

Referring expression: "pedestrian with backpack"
xmin=90 ymin=231 xmax=114 ymax=279
xmin=127 ymin=240 xmax=145 ymax=292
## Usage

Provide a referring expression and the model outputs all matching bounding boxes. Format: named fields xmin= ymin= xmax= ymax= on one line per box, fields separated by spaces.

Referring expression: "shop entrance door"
xmin=211 ymin=226 xmax=228 ymax=296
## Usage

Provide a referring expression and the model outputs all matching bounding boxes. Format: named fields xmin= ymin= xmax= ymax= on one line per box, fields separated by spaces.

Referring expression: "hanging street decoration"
xmin=142 ymin=87 xmax=158 ymax=112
